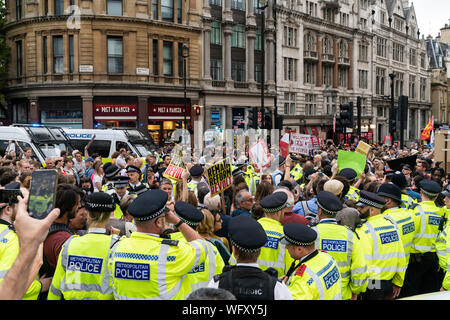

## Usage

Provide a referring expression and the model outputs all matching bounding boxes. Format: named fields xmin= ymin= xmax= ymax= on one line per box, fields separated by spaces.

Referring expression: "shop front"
xmin=148 ymin=102 xmax=191 ymax=146
xmin=39 ymin=97 xmax=83 ymax=128
xmin=93 ymin=102 xmax=138 ymax=128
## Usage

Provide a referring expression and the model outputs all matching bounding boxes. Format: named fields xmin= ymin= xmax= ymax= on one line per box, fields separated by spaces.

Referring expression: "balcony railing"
xmin=322 ymin=53 xmax=335 ymax=64
xmin=338 ymin=56 xmax=350 ymax=65
xmin=304 ymin=50 xmax=318 ymax=60
xmin=234 ymin=81 xmax=249 ymax=89
xmin=212 ymin=80 xmax=226 ymax=87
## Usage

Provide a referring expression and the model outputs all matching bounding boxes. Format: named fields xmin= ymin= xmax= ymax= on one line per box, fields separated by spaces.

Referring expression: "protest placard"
xmin=249 ymin=138 xmax=271 ymax=172
xmin=206 ymin=157 xmax=233 ymax=197
xmin=163 ymin=146 xmax=185 ymax=181
xmin=337 ymin=150 xmax=367 ymax=178
xmin=355 ymin=141 xmax=371 ymax=156
xmin=289 ymin=133 xmax=312 ymax=155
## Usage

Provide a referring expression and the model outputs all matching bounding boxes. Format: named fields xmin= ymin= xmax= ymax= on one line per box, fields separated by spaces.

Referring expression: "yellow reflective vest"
xmin=410 ymin=201 xmax=445 ymax=253
xmin=344 ymin=186 xmax=360 ymax=202
xmin=257 ymin=217 xmax=294 ymax=277
xmin=290 ymin=164 xmax=303 ymax=182
xmin=48 ymin=230 xmax=120 ymax=300
xmin=0 ymin=224 xmax=42 ymax=300
xmin=441 ymin=221 xmax=450 ymax=289
xmin=287 ymin=250 xmax=342 ymax=300
xmin=356 ymin=214 xmax=407 ymax=287
xmin=109 ymin=232 xmax=208 ymax=300
xmin=400 ymin=193 xmax=418 ymax=211
xmin=313 ymin=219 xmax=368 ymax=300
xmin=382 ymin=207 xmax=417 ymax=261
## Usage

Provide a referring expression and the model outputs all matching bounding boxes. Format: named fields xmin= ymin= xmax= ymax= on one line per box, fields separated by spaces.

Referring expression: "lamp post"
xmin=389 ymin=72 xmax=396 ymax=140
xmin=257 ymin=0 xmax=268 ymax=129
xmin=182 ymin=45 xmax=190 ymax=130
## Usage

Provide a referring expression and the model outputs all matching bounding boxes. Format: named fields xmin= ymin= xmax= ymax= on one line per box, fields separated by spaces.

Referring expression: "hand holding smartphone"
xmin=28 ymin=170 xmax=58 ymax=220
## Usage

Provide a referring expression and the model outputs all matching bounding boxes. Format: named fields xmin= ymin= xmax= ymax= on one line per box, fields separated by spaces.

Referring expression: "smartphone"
xmin=28 ymin=170 xmax=58 ymax=220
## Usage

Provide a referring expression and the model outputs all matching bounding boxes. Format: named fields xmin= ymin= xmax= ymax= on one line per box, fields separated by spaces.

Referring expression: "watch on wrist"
xmin=175 ymin=220 xmax=184 ymax=228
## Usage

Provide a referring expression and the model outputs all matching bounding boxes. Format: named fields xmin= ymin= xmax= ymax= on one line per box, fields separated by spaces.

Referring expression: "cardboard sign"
xmin=206 ymin=157 xmax=232 ymax=197
xmin=249 ymin=138 xmax=271 ymax=171
xmin=355 ymin=141 xmax=371 ymax=156
xmin=163 ymin=146 xmax=185 ymax=181
xmin=337 ymin=150 xmax=367 ymax=178
xmin=289 ymin=133 xmax=312 ymax=155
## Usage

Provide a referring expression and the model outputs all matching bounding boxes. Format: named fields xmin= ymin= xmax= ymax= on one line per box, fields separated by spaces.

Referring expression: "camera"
xmin=0 ymin=189 xmax=22 ymax=205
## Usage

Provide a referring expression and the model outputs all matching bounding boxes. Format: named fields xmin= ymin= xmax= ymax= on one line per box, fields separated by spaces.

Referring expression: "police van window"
xmin=71 ymin=140 xmax=111 ymax=158
xmin=116 ymin=141 xmax=129 ymax=153
xmin=0 ymin=140 xmax=39 ymax=160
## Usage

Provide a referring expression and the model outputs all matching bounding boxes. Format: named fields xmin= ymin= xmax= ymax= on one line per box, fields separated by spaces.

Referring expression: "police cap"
xmin=376 ymin=183 xmax=402 ymax=203
xmin=126 ymin=165 xmax=141 ymax=175
xmin=390 ymin=172 xmax=407 ymax=191
xmin=278 ymin=156 xmax=286 ymax=166
xmin=356 ymin=190 xmax=386 ymax=209
xmin=338 ymin=168 xmax=357 ymax=181
xmin=260 ymin=192 xmax=289 ymax=213
xmin=174 ymin=201 xmax=204 ymax=228
xmin=112 ymin=175 xmax=130 ymax=189
xmin=316 ymin=191 xmax=343 ymax=216
xmin=419 ymin=180 xmax=442 ymax=198
xmin=281 ymin=223 xmax=317 ymax=246
xmin=189 ymin=164 xmax=204 ymax=178
xmin=84 ymin=192 xmax=116 ymax=212
xmin=228 ymin=215 xmax=267 ymax=252
xmin=127 ymin=189 xmax=168 ymax=221
xmin=105 ymin=164 xmax=121 ymax=179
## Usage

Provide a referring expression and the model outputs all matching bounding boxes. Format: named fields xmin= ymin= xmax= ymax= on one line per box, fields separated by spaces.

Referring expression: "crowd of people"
xmin=0 ymin=135 xmax=449 ymax=301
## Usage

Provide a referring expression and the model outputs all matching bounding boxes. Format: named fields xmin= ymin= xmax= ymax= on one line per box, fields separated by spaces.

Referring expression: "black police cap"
xmin=105 ymin=164 xmax=121 ymax=178
xmin=390 ymin=173 xmax=407 ymax=191
xmin=127 ymin=189 xmax=168 ymax=221
xmin=356 ymin=190 xmax=386 ymax=209
xmin=316 ymin=191 xmax=343 ymax=216
xmin=338 ymin=168 xmax=357 ymax=181
xmin=281 ymin=223 xmax=317 ymax=246
xmin=260 ymin=192 xmax=289 ymax=213
xmin=419 ymin=180 xmax=442 ymax=197
xmin=228 ymin=215 xmax=267 ymax=252
xmin=84 ymin=192 xmax=116 ymax=212
xmin=112 ymin=175 xmax=130 ymax=188
xmin=376 ymin=183 xmax=402 ymax=203
xmin=189 ymin=164 xmax=204 ymax=178
xmin=174 ymin=201 xmax=204 ymax=228
xmin=126 ymin=165 xmax=142 ymax=175
xmin=278 ymin=156 xmax=286 ymax=166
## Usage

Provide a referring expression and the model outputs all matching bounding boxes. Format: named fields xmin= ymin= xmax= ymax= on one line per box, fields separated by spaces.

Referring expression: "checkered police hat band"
xmin=317 ymin=202 xmax=338 ymax=216
xmin=283 ymin=234 xmax=315 ymax=246
xmin=133 ymin=206 xmax=166 ymax=221
xmin=85 ymin=202 xmax=115 ymax=211
xmin=358 ymin=197 xmax=384 ymax=209
xmin=263 ymin=204 xmax=287 ymax=214
xmin=230 ymin=239 xmax=260 ymax=253
xmin=421 ymin=189 xmax=439 ymax=198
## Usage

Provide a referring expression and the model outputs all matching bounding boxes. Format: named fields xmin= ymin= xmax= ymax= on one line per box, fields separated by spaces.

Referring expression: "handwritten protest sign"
xmin=163 ymin=146 xmax=185 ymax=181
xmin=289 ymin=133 xmax=313 ymax=155
xmin=249 ymin=138 xmax=271 ymax=172
xmin=206 ymin=157 xmax=233 ymax=197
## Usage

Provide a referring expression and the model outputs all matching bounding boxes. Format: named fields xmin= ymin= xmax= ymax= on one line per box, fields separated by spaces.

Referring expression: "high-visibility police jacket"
xmin=356 ymin=215 xmax=407 ymax=287
xmin=286 ymin=250 xmax=342 ymax=300
xmin=400 ymin=193 xmax=418 ymax=211
xmin=344 ymin=186 xmax=360 ymax=202
xmin=312 ymin=219 xmax=368 ymax=300
xmin=410 ymin=201 xmax=445 ymax=254
xmin=48 ymin=229 xmax=120 ymax=300
xmin=102 ymin=182 xmax=114 ymax=193
xmin=382 ymin=207 xmax=416 ymax=261
xmin=187 ymin=181 xmax=199 ymax=195
xmin=290 ymin=164 xmax=303 ymax=182
xmin=441 ymin=222 xmax=450 ymax=289
xmin=0 ymin=223 xmax=42 ymax=300
xmin=244 ymin=174 xmax=260 ymax=196
xmin=109 ymin=232 xmax=208 ymax=300
xmin=436 ymin=221 xmax=448 ymax=271
xmin=257 ymin=217 xmax=294 ymax=277
xmin=169 ymin=232 xmax=225 ymax=297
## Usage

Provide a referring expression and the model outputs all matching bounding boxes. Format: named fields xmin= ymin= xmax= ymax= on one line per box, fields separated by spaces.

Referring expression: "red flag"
xmin=280 ymin=133 xmax=290 ymax=157
xmin=421 ymin=116 xmax=434 ymax=141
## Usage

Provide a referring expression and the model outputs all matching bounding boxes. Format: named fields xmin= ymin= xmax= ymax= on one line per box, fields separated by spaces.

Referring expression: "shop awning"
xmin=94 ymin=104 xmax=138 ymax=121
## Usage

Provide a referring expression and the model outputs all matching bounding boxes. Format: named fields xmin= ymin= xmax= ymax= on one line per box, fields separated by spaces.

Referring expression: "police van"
xmin=63 ymin=128 xmax=156 ymax=160
xmin=0 ymin=124 xmax=75 ymax=164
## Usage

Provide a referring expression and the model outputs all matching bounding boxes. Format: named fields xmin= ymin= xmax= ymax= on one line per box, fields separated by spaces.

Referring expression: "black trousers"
xmin=399 ymin=252 xmax=441 ymax=298
xmin=360 ymin=280 xmax=394 ymax=300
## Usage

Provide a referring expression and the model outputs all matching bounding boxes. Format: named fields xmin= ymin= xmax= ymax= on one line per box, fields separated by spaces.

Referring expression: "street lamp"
xmin=257 ymin=0 xmax=268 ymax=130
xmin=182 ymin=45 xmax=190 ymax=130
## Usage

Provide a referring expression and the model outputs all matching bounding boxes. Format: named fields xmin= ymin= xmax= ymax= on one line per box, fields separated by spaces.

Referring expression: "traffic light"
xmin=264 ymin=112 xmax=272 ymax=130
xmin=248 ymin=107 xmax=258 ymax=129
xmin=339 ymin=102 xmax=354 ymax=128
xmin=275 ymin=115 xmax=283 ymax=130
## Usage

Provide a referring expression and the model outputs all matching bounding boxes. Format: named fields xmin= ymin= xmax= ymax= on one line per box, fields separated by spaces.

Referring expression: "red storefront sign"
xmin=148 ymin=104 xmax=191 ymax=121
xmin=94 ymin=104 xmax=138 ymax=120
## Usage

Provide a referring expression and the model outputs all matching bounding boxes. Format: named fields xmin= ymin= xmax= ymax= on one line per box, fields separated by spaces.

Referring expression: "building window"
xmin=231 ymin=61 xmax=246 ymax=82
xmin=255 ymin=29 xmax=262 ymax=51
xmin=69 ymin=35 xmax=74 ymax=74
xmin=339 ymin=68 xmax=348 ymax=88
xmin=107 ymin=0 xmax=122 ymax=15
xmin=161 ymin=0 xmax=174 ymax=22
xmin=53 ymin=36 xmax=63 ymax=74
xmin=209 ymin=0 xmax=221 ymax=5
xmin=306 ymin=1 xmax=317 ymax=17
xmin=323 ymin=65 xmax=333 ymax=86
xmin=376 ymin=37 xmax=387 ymax=58
xmin=358 ymin=70 xmax=368 ymax=89
xmin=394 ymin=72 xmax=404 ymax=97
xmin=420 ymin=53 xmax=426 ymax=68
xmin=325 ymin=96 xmax=336 ymax=115
xmin=153 ymin=39 xmax=159 ymax=75
xmin=211 ymin=59 xmax=222 ymax=80
xmin=304 ymin=32 xmax=316 ymax=52
xmin=231 ymin=25 xmax=246 ymax=48
xmin=54 ymin=0 xmax=65 ymax=15
xmin=420 ymin=77 xmax=426 ymax=100
xmin=152 ymin=0 xmax=158 ymax=19
xmin=284 ymin=92 xmax=296 ymax=115
xmin=304 ymin=62 xmax=316 ymax=84
xmin=409 ymin=75 xmax=416 ymax=99
xmin=284 ymin=57 xmax=297 ymax=82
xmin=360 ymin=0 xmax=368 ymax=9
xmin=177 ymin=0 xmax=182 ymax=23
xmin=284 ymin=27 xmax=297 ymax=47
xmin=43 ymin=36 xmax=48 ymax=74
xmin=16 ymin=0 xmax=22 ymax=20
xmin=340 ymin=12 xmax=349 ymax=26
xmin=322 ymin=37 xmax=332 ymax=54
xmin=394 ymin=18 xmax=403 ymax=31
xmin=210 ymin=21 xmax=222 ymax=45
xmin=338 ymin=41 xmax=348 ymax=58
xmin=178 ymin=42 xmax=183 ymax=77
xmin=323 ymin=8 xmax=334 ymax=23
xmin=359 ymin=42 xmax=368 ymax=61
xmin=163 ymin=41 xmax=173 ymax=76
xmin=380 ymin=11 xmax=385 ymax=25
xmin=107 ymin=36 xmax=123 ymax=73
xmin=409 ymin=48 xmax=417 ymax=66
xmin=393 ymin=42 xmax=404 ymax=62
xmin=305 ymin=94 xmax=316 ymax=115
xmin=16 ymin=41 xmax=22 ymax=77
xmin=231 ymin=0 xmax=245 ymax=10
xmin=255 ymin=63 xmax=262 ymax=83
xmin=376 ymin=67 xmax=386 ymax=95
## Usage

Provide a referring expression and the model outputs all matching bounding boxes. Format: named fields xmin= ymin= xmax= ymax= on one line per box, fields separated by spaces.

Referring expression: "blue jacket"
xmin=292 ymin=197 xmax=318 ymax=216
xmin=231 ymin=208 xmax=251 ymax=218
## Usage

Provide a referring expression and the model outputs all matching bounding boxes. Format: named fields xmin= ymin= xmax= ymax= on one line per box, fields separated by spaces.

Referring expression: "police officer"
xmin=289 ymin=155 xmax=303 ymax=184
xmin=390 ymin=172 xmax=418 ymax=211
xmin=338 ymin=168 xmax=360 ymax=202
xmin=401 ymin=180 xmax=445 ymax=297
xmin=271 ymin=156 xmax=287 ymax=187
xmin=187 ymin=164 xmax=204 ymax=195
xmin=257 ymin=192 xmax=294 ymax=277
xmin=282 ymin=223 xmax=342 ymax=300
xmin=102 ymin=164 xmax=121 ymax=193
xmin=48 ymin=192 xmax=119 ymax=300
xmin=208 ymin=215 xmax=293 ymax=300
xmin=312 ymin=191 xmax=368 ymax=300
xmin=440 ymin=185 xmax=450 ymax=290
xmin=242 ymin=163 xmax=260 ymax=196
xmin=109 ymin=189 xmax=209 ymax=300
xmin=355 ymin=191 xmax=407 ymax=300
xmin=107 ymin=175 xmax=130 ymax=219
xmin=376 ymin=183 xmax=416 ymax=262
xmin=126 ymin=165 xmax=149 ymax=196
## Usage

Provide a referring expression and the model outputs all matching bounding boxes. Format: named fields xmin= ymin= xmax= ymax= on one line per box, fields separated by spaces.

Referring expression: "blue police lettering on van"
xmin=321 ymin=239 xmax=347 ymax=253
xmin=114 ymin=262 xmax=150 ymax=281
xmin=67 ymin=255 xmax=103 ymax=274
xmin=188 ymin=262 xmax=205 ymax=274
xmin=323 ymin=265 xmax=340 ymax=289
xmin=379 ymin=231 xmax=399 ymax=244
xmin=263 ymin=236 xmax=279 ymax=250
xmin=67 ymin=133 xmax=93 ymax=139
xmin=402 ymin=222 xmax=415 ymax=235
xmin=428 ymin=216 xmax=441 ymax=226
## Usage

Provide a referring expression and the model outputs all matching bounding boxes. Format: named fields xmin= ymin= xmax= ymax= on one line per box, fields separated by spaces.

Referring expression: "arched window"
xmin=304 ymin=32 xmax=316 ymax=52
xmin=322 ymin=36 xmax=332 ymax=54
xmin=338 ymin=40 xmax=348 ymax=58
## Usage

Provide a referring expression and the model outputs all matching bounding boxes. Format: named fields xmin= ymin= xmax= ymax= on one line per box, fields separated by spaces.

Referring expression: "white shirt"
xmin=207 ymin=263 xmax=293 ymax=300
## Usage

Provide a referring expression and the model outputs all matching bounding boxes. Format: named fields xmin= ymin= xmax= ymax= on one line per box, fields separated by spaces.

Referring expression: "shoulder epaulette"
xmin=162 ymin=239 xmax=179 ymax=246
xmin=295 ymin=264 xmax=306 ymax=277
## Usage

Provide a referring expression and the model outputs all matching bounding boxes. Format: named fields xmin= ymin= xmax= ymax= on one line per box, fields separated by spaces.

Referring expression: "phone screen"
xmin=28 ymin=170 xmax=58 ymax=220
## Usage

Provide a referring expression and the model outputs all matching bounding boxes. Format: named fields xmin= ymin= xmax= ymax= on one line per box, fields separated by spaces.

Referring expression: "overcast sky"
xmin=412 ymin=0 xmax=450 ymax=39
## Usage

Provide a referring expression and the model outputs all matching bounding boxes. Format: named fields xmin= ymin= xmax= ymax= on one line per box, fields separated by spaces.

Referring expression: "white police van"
xmin=0 ymin=124 xmax=75 ymax=164
xmin=63 ymin=128 xmax=156 ymax=160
